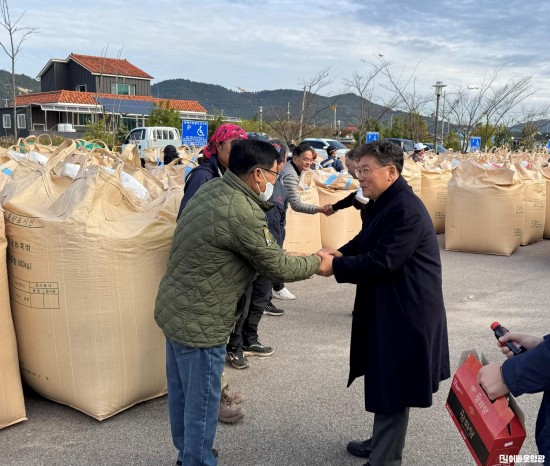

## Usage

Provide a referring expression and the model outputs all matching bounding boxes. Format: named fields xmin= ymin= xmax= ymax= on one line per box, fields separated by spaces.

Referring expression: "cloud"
xmin=6 ymin=0 xmax=550 ymax=109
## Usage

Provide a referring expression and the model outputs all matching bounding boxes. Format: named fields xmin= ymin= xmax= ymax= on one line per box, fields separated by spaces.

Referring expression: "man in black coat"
xmin=317 ymin=140 xmax=450 ymax=466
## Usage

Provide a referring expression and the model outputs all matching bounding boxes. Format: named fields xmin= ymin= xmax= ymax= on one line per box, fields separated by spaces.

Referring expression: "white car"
xmin=301 ymin=138 xmax=349 ymax=160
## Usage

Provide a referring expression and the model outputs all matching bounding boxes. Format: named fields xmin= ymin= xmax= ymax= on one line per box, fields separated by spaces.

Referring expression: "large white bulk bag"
xmin=0 ymin=205 xmax=26 ymax=429
xmin=283 ymin=171 xmax=322 ymax=254
xmin=445 ymin=161 xmax=524 ymax=256
xmin=1 ymin=145 xmax=180 ymax=420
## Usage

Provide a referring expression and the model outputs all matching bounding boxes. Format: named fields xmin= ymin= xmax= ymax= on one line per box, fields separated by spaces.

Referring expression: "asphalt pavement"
xmin=1 ymin=235 xmax=548 ymax=466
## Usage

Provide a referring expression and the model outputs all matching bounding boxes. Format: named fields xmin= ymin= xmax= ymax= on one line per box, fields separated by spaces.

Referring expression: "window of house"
xmin=17 ymin=114 xmax=26 ymax=129
xmin=111 ymin=83 xmax=136 ymax=95
xmin=3 ymin=114 xmax=11 ymax=128
xmin=75 ymin=84 xmax=87 ymax=92
xmin=78 ymin=114 xmax=91 ymax=126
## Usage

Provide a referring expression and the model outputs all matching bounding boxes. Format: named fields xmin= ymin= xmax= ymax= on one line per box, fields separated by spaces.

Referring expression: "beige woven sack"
xmin=513 ymin=163 xmax=545 ymax=245
xmin=420 ymin=167 xmax=452 ymax=233
xmin=1 ymin=146 xmax=179 ymax=420
xmin=314 ymin=171 xmax=361 ymax=249
xmin=0 ymin=205 xmax=26 ymax=429
xmin=402 ymin=159 xmax=421 ymax=197
xmin=445 ymin=161 xmax=524 ymax=256
xmin=539 ymin=166 xmax=550 ymax=238
xmin=283 ymin=171 xmax=322 ymax=254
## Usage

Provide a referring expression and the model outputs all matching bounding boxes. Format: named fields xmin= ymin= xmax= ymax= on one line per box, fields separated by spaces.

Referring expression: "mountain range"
xmin=151 ymin=78 xmax=392 ymax=126
xmin=6 ymin=71 xmax=393 ymax=127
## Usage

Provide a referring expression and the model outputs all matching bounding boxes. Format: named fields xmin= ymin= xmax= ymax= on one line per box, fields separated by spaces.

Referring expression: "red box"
xmin=446 ymin=351 xmax=526 ymax=466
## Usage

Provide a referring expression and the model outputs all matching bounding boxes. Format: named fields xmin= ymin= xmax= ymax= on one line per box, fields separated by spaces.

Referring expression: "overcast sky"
xmin=7 ymin=0 xmax=550 ymax=112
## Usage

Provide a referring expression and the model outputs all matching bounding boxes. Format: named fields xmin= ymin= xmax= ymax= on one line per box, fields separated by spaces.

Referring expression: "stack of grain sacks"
xmin=1 ymin=140 xmax=181 ymax=420
xmin=0 ymin=148 xmax=26 ymax=429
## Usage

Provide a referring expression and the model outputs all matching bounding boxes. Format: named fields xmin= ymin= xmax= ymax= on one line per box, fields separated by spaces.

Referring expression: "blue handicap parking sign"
xmin=182 ymin=121 xmax=208 ymax=147
xmin=470 ymin=136 xmax=481 ymax=151
xmin=366 ymin=132 xmax=380 ymax=142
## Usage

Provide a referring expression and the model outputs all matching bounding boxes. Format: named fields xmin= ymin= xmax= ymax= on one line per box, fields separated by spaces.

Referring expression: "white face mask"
xmin=257 ymin=170 xmax=274 ymax=202
xmin=355 ymin=186 xmax=370 ymax=205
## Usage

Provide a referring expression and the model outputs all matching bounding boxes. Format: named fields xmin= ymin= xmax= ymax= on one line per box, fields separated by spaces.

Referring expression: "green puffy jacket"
xmin=154 ymin=169 xmax=320 ymax=348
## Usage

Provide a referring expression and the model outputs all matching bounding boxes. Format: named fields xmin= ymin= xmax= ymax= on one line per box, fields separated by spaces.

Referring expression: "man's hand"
xmin=498 ymin=332 xmax=543 ymax=358
xmin=318 ymin=204 xmax=335 ymax=216
xmin=316 ymin=250 xmax=334 ymax=277
xmin=318 ymin=247 xmax=343 ymax=258
xmin=478 ymin=361 xmax=509 ymax=400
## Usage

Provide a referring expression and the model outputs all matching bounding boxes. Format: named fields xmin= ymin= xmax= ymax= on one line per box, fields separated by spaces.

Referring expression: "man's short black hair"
xmin=292 ymin=142 xmax=314 ymax=158
xmin=356 ymin=140 xmax=404 ymax=174
xmin=228 ymin=139 xmax=278 ymax=177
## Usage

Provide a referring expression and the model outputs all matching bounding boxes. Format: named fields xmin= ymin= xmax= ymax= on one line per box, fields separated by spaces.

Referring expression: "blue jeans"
xmin=166 ymin=339 xmax=226 ymax=466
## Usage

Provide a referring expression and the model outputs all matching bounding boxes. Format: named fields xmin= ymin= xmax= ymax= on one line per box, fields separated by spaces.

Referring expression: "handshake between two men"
xmin=315 ymin=248 xmax=341 ymax=277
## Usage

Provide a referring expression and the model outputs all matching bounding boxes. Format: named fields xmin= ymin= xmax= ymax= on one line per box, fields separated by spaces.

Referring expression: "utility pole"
xmin=441 ymin=91 xmax=446 ymax=145
xmin=259 ymin=106 xmax=263 ymax=131
xmin=287 ymin=102 xmax=290 ymax=121
xmin=298 ymin=86 xmax=306 ymax=140
xmin=432 ymin=81 xmax=446 ymax=153
xmin=330 ymin=105 xmax=337 ymax=134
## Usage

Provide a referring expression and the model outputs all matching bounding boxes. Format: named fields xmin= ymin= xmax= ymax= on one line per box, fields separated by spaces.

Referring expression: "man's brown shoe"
xmin=221 ymin=388 xmax=244 ymax=405
xmin=218 ymin=402 xmax=244 ymax=423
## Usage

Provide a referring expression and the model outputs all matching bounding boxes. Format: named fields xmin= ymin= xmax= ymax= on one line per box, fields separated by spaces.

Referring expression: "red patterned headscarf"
xmin=203 ymin=124 xmax=248 ymax=159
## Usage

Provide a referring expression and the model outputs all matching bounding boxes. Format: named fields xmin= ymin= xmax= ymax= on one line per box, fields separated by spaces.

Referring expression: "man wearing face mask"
xmin=155 ymin=139 xmax=326 ymax=465
xmin=241 ymin=139 xmax=289 ymax=358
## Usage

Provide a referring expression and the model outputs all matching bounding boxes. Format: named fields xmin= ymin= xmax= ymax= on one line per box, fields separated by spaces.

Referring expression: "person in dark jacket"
xmin=316 ymin=139 xmax=450 ymax=466
xmin=479 ymin=331 xmax=550 ymax=461
xmin=177 ymin=123 xmax=248 ymax=218
xmin=241 ymin=140 xmax=289 ymax=356
xmin=320 ymin=145 xmax=344 ymax=172
xmin=327 ymin=149 xmax=370 ymax=221
xmin=163 ymin=145 xmax=181 ymax=165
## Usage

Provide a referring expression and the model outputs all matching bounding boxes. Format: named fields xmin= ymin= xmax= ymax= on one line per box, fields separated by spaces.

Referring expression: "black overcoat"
xmin=333 ymin=176 xmax=450 ymax=414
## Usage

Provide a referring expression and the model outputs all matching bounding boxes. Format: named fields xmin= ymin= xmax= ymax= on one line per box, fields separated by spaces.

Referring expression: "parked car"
xmin=382 ymin=138 xmax=414 ymax=153
xmin=301 ymin=138 xmax=348 ymax=159
xmin=246 ymin=132 xmax=270 ymax=142
xmin=422 ymin=143 xmax=448 ymax=154
xmin=121 ymin=126 xmax=181 ymax=159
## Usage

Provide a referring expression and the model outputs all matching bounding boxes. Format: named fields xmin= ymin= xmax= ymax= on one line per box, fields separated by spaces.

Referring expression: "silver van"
xmin=121 ymin=126 xmax=182 ymax=158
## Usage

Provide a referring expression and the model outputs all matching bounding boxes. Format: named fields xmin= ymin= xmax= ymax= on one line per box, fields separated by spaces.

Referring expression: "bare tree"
xmin=381 ymin=61 xmax=433 ymax=142
xmin=445 ymin=67 xmax=538 ymax=152
xmin=0 ymin=0 xmax=37 ymax=139
xmin=343 ymin=57 xmax=398 ymax=142
xmin=265 ymin=67 xmax=338 ymax=144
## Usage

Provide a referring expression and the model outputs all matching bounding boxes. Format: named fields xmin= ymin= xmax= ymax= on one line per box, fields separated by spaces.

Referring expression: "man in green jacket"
xmin=155 ymin=139 xmax=322 ymax=466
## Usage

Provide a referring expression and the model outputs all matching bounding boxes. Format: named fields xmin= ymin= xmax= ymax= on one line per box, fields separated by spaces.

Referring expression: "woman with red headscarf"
xmin=177 ymin=123 xmax=248 ymax=218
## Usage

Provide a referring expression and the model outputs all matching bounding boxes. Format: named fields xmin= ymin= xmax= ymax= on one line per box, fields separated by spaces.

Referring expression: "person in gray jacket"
xmin=280 ymin=142 xmax=332 ymax=215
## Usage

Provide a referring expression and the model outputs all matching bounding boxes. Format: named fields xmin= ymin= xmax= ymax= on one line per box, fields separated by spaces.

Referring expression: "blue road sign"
xmin=470 ymin=136 xmax=481 ymax=151
xmin=547 ymin=139 xmax=550 ymax=151
xmin=182 ymin=121 xmax=208 ymax=147
xmin=366 ymin=132 xmax=380 ymax=142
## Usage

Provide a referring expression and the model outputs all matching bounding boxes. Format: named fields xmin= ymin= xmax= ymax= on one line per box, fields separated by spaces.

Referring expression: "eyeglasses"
xmin=302 ymin=157 xmax=315 ymax=163
xmin=262 ymin=168 xmax=280 ymax=179
xmin=250 ymin=168 xmax=280 ymax=180
xmin=354 ymin=165 xmax=389 ymax=178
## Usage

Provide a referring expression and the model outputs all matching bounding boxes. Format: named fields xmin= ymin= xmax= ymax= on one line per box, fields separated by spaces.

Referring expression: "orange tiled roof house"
xmin=1 ymin=53 xmax=207 ymax=137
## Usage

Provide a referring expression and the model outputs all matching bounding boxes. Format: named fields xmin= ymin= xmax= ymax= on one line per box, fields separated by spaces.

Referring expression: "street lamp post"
xmin=432 ymin=81 xmax=447 ymax=153
xmin=259 ymin=106 xmax=263 ymax=131
xmin=330 ymin=105 xmax=337 ymax=133
xmin=337 ymin=119 xmax=342 ymax=138
xmin=440 ymin=91 xmax=446 ymax=144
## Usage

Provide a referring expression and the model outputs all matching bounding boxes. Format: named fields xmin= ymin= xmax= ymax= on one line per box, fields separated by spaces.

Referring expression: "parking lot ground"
xmin=1 ymin=235 xmax=548 ymax=465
